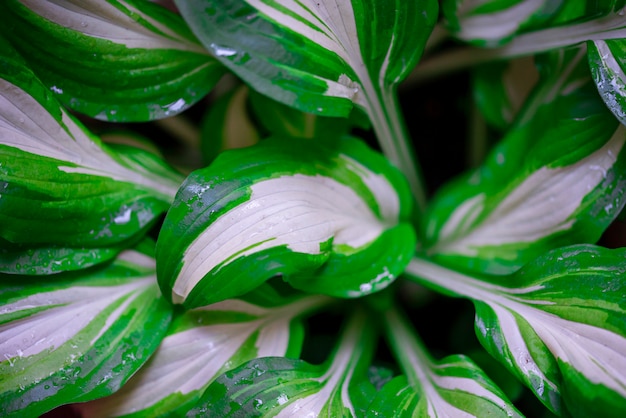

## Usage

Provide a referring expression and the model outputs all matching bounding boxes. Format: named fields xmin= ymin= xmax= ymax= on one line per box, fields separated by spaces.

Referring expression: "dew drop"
xmin=209 ymin=43 xmax=238 ymax=57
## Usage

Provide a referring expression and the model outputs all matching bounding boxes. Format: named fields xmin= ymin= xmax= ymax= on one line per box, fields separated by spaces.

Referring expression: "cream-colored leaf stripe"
xmin=172 ymin=164 xmax=399 ymax=304
xmin=455 ymin=0 xmax=544 ymax=43
xmin=385 ymin=308 xmax=522 ymax=417
xmin=431 ymin=124 xmax=625 ymax=256
xmin=235 ymin=0 xmax=426 ymax=209
xmin=273 ymin=311 xmax=366 ymax=417
xmin=0 ymin=79 xmax=180 ymax=199
xmin=406 ymin=258 xmax=626 ymax=401
xmin=0 ymin=277 xmax=153 ymax=361
xmin=79 ymin=295 xmax=329 ymax=417
xmin=20 ymin=0 xmax=208 ymax=54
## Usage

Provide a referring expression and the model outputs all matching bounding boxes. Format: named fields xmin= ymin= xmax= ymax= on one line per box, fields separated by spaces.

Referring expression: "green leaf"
xmin=443 ymin=0 xmax=626 ymax=48
xmin=0 ymin=44 xmax=184 ymax=273
xmin=442 ymin=0 xmax=569 ymax=47
xmin=0 ymin=250 xmax=173 ymax=418
xmin=157 ymin=136 xmax=415 ymax=308
xmin=424 ymin=48 xmax=626 ymax=274
xmin=0 ymin=0 xmax=225 ymax=122
xmin=372 ymin=307 xmax=522 ymax=418
xmin=176 ymin=0 xmax=438 ymax=213
xmin=472 ymin=56 xmax=539 ymax=131
xmin=588 ymin=38 xmax=626 ymax=126
xmin=77 ymin=286 xmax=330 ymax=417
xmin=177 ymin=0 xmax=436 ymax=117
xmin=248 ymin=89 xmax=352 ymax=141
xmin=0 ymin=243 xmax=123 ymax=276
xmin=187 ymin=308 xmax=376 ymax=417
xmin=200 ymin=85 xmax=260 ymax=165
xmin=407 ymin=245 xmax=626 ymax=416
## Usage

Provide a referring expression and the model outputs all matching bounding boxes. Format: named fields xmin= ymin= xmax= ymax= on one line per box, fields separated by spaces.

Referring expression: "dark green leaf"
xmin=0 ymin=0 xmax=225 ymax=121
xmin=0 ymin=43 xmax=183 ymax=273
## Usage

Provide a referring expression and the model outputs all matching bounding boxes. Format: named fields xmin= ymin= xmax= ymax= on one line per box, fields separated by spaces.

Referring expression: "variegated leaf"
xmin=77 ymin=287 xmax=330 ymax=417
xmin=157 ymin=136 xmax=415 ymax=309
xmin=248 ymin=89 xmax=353 ymax=141
xmin=200 ymin=85 xmax=260 ymax=165
xmin=176 ymin=0 xmax=438 ymax=210
xmin=0 ymin=249 xmax=173 ymax=418
xmin=407 ymin=245 xmax=626 ymax=416
xmin=588 ymin=38 xmax=626 ymax=126
xmin=443 ymin=0 xmax=567 ymax=47
xmin=425 ymin=48 xmax=626 ymax=274
xmin=472 ymin=55 xmax=538 ymax=131
xmin=187 ymin=309 xmax=376 ymax=417
xmin=443 ymin=0 xmax=626 ymax=52
xmin=0 ymin=38 xmax=184 ymax=273
xmin=0 ymin=0 xmax=225 ymax=121
xmin=371 ymin=308 xmax=522 ymax=418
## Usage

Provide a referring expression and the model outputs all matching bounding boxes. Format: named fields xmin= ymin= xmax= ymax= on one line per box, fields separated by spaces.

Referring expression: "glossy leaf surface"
xmin=373 ymin=308 xmax=522 ymax=418
xmin=407 ymin=245 xmax=626 ymax=416
xmin=0 ymin=250 xmax=173 ymax=418
xmin=157 ymin=136 xmax=415 ymax=308
xmin=176 ymin=0 xmax=438 ymax=211
xmin=425 ymin=48 xmax=626 ymax=274
xmin=0 ymin=42 xmax=183 ymax=273
xmin=443 ymin=0 xmax=626 ymax=50
xmin=442 ymin=0 xmax=567 ymax=46
xmin=78 ymin=286 xmax=330 ymax=417
xmin=589 ymin=38 xmax=626 ymax=126
xmin=188 ymin=309 xmax=375 ymax=417
xmin=177 ymin=0 xmax=436 ymax=117
xmin=0 ymin=0 xmax=225 ymax=121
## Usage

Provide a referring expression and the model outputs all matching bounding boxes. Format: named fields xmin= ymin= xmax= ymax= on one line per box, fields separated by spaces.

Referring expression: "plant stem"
xmin=320 ymin=307 xmax=378 ymax=410
xmin=364 ymin=85 xmax=428 ymax=221
xmin=404 ymin=255 xmax=497 ymax=302
xmin=383 ymin=306 xmax=434 ymax=389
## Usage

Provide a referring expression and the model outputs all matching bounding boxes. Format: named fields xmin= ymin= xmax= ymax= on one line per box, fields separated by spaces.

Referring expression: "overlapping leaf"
xmin=177 ymin=0 xmax=436 ymax=117
xmin=371 ymin=308 xmax=522 ymax=417
xmin=187 ymin=309 xmax=376 ymax=417
xmin=0 ymin=39 xmax=184 ymax=274
xmin=201 ymin=85 xmax=351 ymax=165
xmin=157 ymin=136 xmax=415 ymax=308
xmin=78 ymin=287 xmax=331 ymax=417
xmin=0 ymin=249 xmax=173 ymax=418
xmin=248 ymin=90 xmax=353 ymax=141
xmin=424 ymin=48 xmax=626 ymax=274
xmin=200 ymin=85 xmax=260 ymax=165
xmin=0 ymin=0 xmax=225 ymax=121
xmin=589 ymin=38 xmax=626 ymax=126
xmin=442 ymin=0 xmax=568 ymax=47
xmin=407 ymin=245 xmax=626 ymax=416
xmin=472 ymin=56 xmax=538 ymax=131
xmin=176 ymin=0 xmax=438 ymax=208
xmin=443 ymin=0 xmax=626 ymax=50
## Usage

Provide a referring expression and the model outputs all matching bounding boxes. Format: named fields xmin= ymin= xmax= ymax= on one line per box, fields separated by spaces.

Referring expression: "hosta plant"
xmin=1 ymin=0 xmax=626 ymax=417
